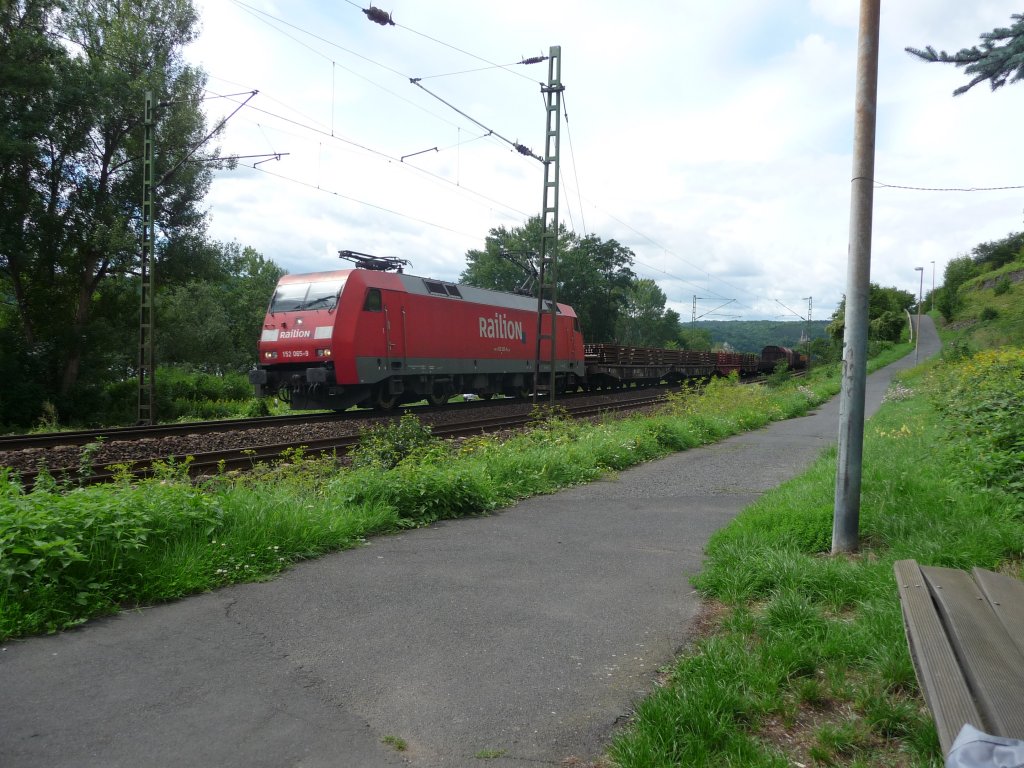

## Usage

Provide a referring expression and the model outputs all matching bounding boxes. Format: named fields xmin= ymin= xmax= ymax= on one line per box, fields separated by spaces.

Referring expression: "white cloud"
xmin=186 ymin=0 xmax=1024 ymax=326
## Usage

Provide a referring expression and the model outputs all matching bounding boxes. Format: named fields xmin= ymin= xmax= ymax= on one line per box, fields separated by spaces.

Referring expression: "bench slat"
xmin=894 ymin=559 xmax=982 ymax=753
xmin=973 ymin=567 xmax=1024 ymax=658
xmin=921 ymin=565 xmax=1024 ymax=743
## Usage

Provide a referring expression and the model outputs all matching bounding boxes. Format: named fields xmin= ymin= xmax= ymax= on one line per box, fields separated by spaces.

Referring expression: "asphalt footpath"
xmin=0 ymin=318 xmax=942 ymax=768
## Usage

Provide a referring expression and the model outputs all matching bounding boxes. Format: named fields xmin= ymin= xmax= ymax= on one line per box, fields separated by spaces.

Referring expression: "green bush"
xmin=349 ymin=413 xmax=439 ymax=470
xmin=927 ymin=348 xmax=1024 ymax=497
xmin=93 ymin=367 xmax=258 ymax=425
xmin=1 ymin=467 xmax=222 ymax=633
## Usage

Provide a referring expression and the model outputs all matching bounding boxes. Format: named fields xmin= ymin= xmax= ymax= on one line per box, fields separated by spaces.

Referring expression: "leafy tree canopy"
xmin=157 ymin=243 xmax=284 ymax=374
xmin=906 ymin=13 xmax=1024 ymax=95
xmin=0 ymin=0 xmax=222 ymax=418
xmin=827 ymin=284 xmax=915 ymax=342
xmin=460 ymin=216 xmax=639 ymax=343
xmin=677 ymin=326 xmax=713 ymax=352
xmin=933 ymin=232 xmax=1024 ymax=321
xmin=614 ymin=279 xmax=680 ymax=348
xmin=971 ymin=231 xmax=1024 ymax=270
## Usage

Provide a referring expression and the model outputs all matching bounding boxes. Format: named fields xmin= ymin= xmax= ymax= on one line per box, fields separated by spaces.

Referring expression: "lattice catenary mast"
xmin=533 ymin=46 xmax=564 ymax=404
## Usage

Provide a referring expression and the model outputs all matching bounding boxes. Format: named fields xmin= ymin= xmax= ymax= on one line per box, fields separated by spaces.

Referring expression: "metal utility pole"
xmin=914 ymin=266 xmax=923 ymax=364
xmin=138 ymin=91 xmax=157 ymax=425
xmin=693 ymin=296 xmax=735 ymax=323
xmin=134 ymin=89 xmax=258 ymax=425
xmin=802 ymin=296 xmax=813 ymax=370
xmin=833 ymin=0 xmax=880 ymax=555
xmin=930 ymin=260 xmax=935 ymax=312
xmin=534 ymin=45 xmax=563 ymax=404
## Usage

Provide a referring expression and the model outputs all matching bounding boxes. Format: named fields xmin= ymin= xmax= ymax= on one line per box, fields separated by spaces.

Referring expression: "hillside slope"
xmin=941 ymin=257 xmax=1024 ymax=350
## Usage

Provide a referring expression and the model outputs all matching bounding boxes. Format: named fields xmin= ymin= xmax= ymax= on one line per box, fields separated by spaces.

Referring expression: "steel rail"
xmin=12 ymin=392 xmax=666 ymax=490
xmin=0 ymin=383 xmax=684 ymax=452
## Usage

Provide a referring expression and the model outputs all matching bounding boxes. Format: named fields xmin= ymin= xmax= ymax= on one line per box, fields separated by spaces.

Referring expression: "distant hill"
xmin=692 ymin=320 xmax=830 ymax=353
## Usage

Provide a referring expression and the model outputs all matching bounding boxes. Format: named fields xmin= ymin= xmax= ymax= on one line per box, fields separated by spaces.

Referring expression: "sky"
xmin=185 ymin=1 xmax=1024 ymax=324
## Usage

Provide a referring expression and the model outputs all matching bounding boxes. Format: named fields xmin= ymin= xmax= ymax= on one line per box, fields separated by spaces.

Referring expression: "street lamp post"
xmin=915 ymin=266 xmax=924 ymax=364
xmin=930 ymin=260 xmax=935 ymax=312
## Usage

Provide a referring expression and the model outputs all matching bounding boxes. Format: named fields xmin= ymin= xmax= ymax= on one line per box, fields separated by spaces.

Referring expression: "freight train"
xmin=249 ymin=253 xmax=806 ymax=411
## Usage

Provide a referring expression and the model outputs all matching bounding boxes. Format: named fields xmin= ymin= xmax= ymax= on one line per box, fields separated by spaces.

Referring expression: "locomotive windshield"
xmin=269 ymin=278 xmax=345 ymax=313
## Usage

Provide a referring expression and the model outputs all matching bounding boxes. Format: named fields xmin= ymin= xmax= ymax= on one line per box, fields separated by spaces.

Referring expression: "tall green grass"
xmin=1 ymin=374 xmax=836 ymax=640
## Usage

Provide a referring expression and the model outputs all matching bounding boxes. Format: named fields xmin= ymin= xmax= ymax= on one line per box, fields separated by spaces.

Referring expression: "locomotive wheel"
xmin=426 ymin=384 xmax=450 ymax=407
xmin=371 ymin=385 xmax=398 ymax=410
xmin=504 ymin=384 xmax=531 ymax=399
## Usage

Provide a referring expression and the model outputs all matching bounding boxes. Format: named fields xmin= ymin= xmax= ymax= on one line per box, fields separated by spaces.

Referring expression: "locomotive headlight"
xmin=316 ymin=348 xmax=332 ymax=357
xmin=264 ymin=351 xmax=278 ymax=360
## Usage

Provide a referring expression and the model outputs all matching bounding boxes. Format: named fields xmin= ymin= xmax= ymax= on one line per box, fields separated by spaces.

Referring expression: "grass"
xmin=2 ymin=336 xmax=974 ymax=768
xmin=381 ymin=735 xmax=408 ymax=751
xmin=1 ymin=368 xmax=845 ymax=640
xmin=607 ymin=352 xmax=1024 ymax=767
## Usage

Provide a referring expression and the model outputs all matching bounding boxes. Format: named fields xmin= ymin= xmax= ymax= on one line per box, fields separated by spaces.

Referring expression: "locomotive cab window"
xmin=270 ymin=278 xmax=344 ymax=313
xmin=303 ymin=279 xmax=343 ymax=311
xmin=269 ymin=283 xmax=308 ymax=313
xmin=363 ymin=288 xmax=382 ymax=312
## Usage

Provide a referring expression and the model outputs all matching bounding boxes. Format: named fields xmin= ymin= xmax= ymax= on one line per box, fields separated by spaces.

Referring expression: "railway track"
xmin=0 ymin=411 xmax=353 ymax=451
xmin=0 ymin=382 xmax=678 ymax=452
xmin=4 ymin=389 xmax=668 ymax=490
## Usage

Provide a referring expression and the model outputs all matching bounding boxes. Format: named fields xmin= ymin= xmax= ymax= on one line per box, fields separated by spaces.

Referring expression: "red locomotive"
xmin=251 ymin=252 xmax=809 ymax=410
xmin=249 ymin=252 xmax=585 ymax=410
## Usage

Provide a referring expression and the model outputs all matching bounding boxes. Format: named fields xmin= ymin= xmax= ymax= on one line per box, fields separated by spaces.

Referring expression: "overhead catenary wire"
xmin=227 ymin=0 xmax=547 ymax=172
xmin=232 ymin=0 xmax=408 ymax=79
xmin=241 ymin=161 xmax=488 ymax=241
xmin=339 ymin=0 xmax=540 ymax=84
xmin=208 ymin=87 xmax=757 ymax=314
xmin=230 ymin=0 xmax=468 ymax=133
xmin=202 ymin=89 xmax=533 ymax=222
xmin=412 ymin=61 xmax=545 ymax=81
xmin=561 ymin=93 xmax=587 ymax=236
xmin=871 ymin=179 xmax=1024 ymax=192
xmin=204 ymin=89 xmax=393 ymax=161
xmin=219 ymin=4 xmax=775 ymax=313
xmin=157 ymin=90 xmax=258 ymax=188
xmin=582 ymin=201 xmax=756 ymax=309
xmin=409 ymin=79 xmax=543 ymax=163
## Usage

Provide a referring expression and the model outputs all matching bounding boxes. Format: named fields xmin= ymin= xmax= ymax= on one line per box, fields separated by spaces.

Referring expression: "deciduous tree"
xmin=157 ymin=243 xmax=284 ymax=373
xmin=614 ymin=279 xmax=680 ymax=348
xmin=0 ymin=0 xmax=220 ymax=419
xmin=460 ymin=217 xmax=637 ymax=343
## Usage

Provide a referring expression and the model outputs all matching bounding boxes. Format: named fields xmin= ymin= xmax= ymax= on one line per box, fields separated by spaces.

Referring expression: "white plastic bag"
xmin=946 ymin=724 xmax=1024 ymax=768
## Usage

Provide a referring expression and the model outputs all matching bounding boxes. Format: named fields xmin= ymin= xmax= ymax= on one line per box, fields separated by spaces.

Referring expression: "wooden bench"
xmin=893 ymin=559 xmax=1024 ymax=754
